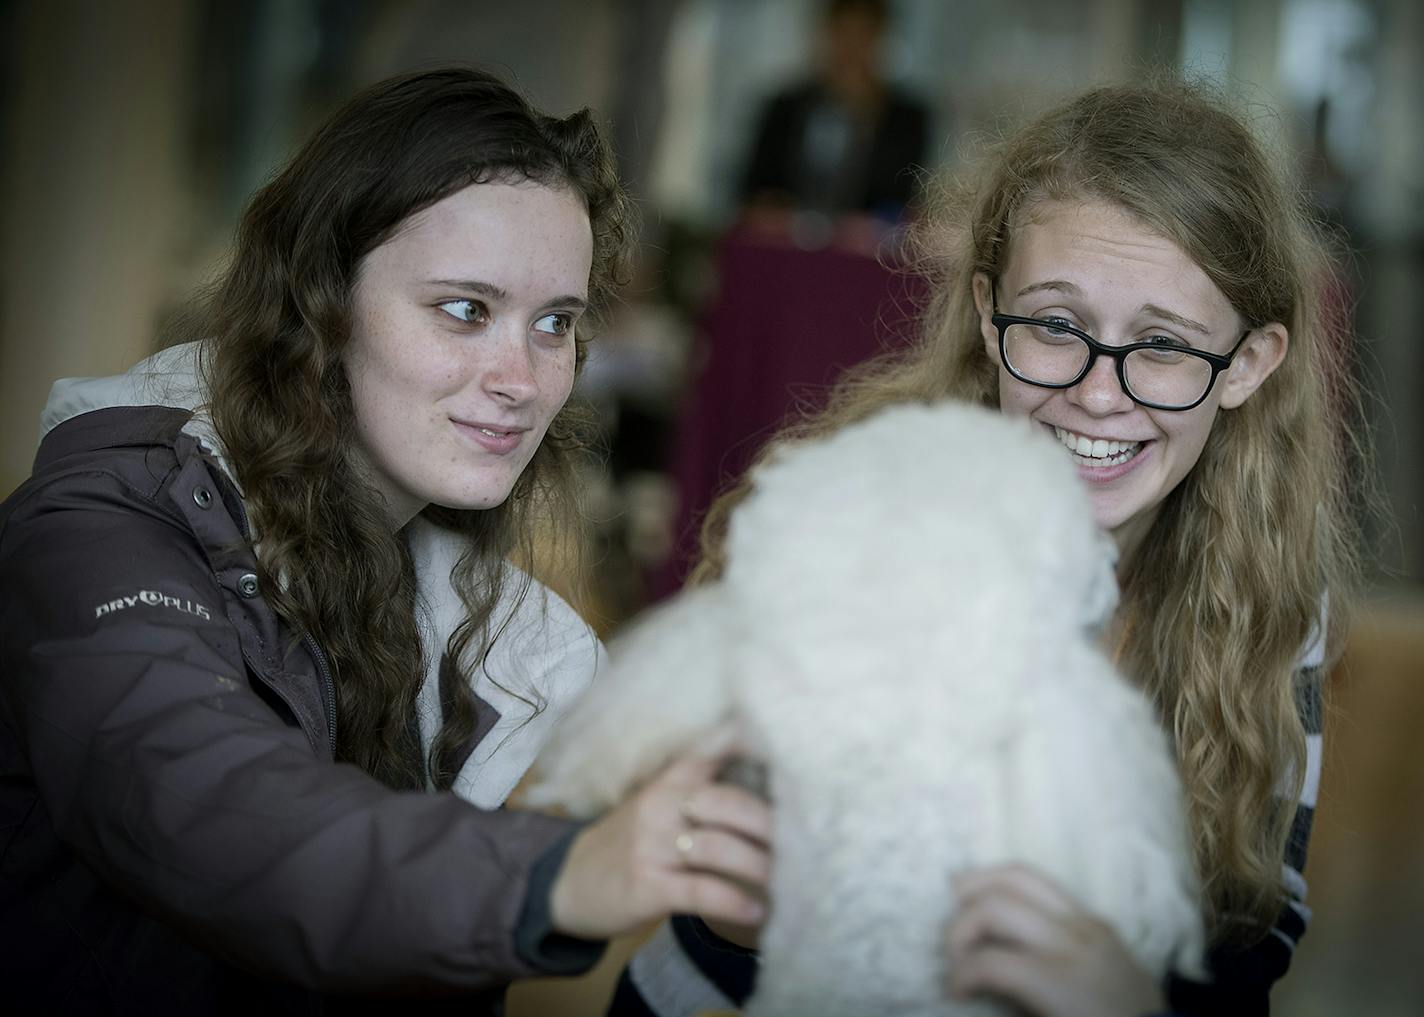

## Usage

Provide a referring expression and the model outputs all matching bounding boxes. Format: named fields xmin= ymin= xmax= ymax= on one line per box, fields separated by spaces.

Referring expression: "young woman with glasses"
xmin=614 ymin=78 xmax=1365 ymax=1017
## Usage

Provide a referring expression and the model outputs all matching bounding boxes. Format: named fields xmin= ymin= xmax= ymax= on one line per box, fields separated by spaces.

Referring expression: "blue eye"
xmin=1028 ymin=317 xmax=1079 ymax=344
xmin=438 ymin=299 xmax=488 ymax=324
xmin=533 ymin=312 xmax=574 ymax=337
xmin=1134 ymin=334 xmax=1192 ymax=364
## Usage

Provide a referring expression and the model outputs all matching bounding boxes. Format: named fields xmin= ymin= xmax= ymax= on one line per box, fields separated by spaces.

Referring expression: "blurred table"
xmin=653 ymin=218 xmax=923 ymax=596
xmin=1275 ymin=596 xmax=1424 ymax=1016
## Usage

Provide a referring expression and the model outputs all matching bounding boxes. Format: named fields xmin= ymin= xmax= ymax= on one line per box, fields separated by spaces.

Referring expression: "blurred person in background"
xmin=650 ymin=0 xmax=933 ymax=598
xmin=611 ymin=77 xmax=1366 ymax=1017
xmin=0 ymin=66 xmax=771 ymax=1015
xmin=740 ymin=0 xmax=930 ymax=229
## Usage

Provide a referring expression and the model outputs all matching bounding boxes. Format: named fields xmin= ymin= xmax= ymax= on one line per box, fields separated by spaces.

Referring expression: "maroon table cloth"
xmin=653 ymin=222 xmax=925 ymax=597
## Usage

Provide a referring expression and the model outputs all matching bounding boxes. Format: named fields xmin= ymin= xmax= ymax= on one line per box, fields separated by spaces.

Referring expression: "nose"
xmin=481 ymin=328 xmax=538 ymax=405
xmin=1066 ymin=351 xmax=1134 ymax=416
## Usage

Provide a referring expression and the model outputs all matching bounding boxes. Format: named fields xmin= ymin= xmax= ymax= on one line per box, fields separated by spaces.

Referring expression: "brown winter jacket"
xmin=0 ymin=397 xmax=602 ymax=1015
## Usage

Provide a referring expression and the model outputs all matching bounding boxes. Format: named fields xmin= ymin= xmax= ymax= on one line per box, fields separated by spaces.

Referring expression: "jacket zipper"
xmin=304 ymin=631 xmax=339 ymax=751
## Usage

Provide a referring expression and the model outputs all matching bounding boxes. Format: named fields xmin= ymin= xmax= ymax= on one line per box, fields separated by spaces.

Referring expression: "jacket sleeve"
xmin=0 ymin=471 xmax=583 ymax=993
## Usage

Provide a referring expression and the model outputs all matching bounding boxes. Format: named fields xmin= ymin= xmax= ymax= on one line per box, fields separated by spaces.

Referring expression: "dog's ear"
xmin=523 ymin=585 xmax=734 ymax=817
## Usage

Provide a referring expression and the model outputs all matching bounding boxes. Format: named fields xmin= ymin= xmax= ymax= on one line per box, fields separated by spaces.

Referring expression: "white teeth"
xmin=479 ymin=428 xmax=504 ymax=437
xmin=1054 ymin=426 xmax=1141 ymax=465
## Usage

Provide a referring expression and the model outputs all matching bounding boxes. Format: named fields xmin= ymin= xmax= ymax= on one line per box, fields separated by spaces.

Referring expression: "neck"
xmin=1110 ymin=506 xmax=1161 ymax=579
xmin=347 ymin=446 xmax=424 ymax=533
xmin=827 ymin=68 xmax=881 ymax=113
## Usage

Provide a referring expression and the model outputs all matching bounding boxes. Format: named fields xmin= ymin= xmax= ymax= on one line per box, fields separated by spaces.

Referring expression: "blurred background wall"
xmin=0 ymin=0 xmax=1418 ymax=586
xmin=3 ymin=0 xmax=1420 ymax=591
xmin=1 ymin=1 xmax=1420 ymax=1013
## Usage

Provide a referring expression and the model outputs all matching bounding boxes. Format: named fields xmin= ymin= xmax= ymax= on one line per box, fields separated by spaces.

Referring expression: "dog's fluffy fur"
xmin=528 ymin=401 xmax=1203 ymax=1016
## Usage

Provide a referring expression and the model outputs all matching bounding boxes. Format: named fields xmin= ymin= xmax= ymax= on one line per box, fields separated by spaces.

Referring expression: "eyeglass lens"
xmin=1002 ymin=322 xmax=1214 ymax=408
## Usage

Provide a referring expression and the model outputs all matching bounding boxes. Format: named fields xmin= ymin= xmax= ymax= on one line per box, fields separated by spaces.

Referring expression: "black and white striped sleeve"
xmin=605 ymin=917 xmax=757 ymax=1017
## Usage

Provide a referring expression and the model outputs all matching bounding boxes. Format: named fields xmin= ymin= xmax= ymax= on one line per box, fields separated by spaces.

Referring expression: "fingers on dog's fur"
xmin=678 ymin=827 xmax=772 ymax=887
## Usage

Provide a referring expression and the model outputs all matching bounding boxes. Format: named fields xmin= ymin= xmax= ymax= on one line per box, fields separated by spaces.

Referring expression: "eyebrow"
xmin=1014 ymin=280 xmax=1080 ymax=299
xmin=1013 ymin=281 xmax=1211 ymax=336
xmin=431 ymin=279 xmax=509 ymax=300
xmin=1140 ymin=303 xmax=1210 ymax=336
xmin=428 ymin=279 xmax=588 ymax=311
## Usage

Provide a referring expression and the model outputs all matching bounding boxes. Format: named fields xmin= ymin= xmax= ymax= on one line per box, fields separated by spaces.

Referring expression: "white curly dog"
xmin=529 ymin=401 xmax=1203 ymax=1016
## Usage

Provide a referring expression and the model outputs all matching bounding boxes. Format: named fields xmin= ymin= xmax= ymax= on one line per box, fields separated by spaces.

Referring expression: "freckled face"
xmin=343 ymin=181 xmax=593 ymax=527
xmin=973 ymin=199 xmax=1287 ymax=556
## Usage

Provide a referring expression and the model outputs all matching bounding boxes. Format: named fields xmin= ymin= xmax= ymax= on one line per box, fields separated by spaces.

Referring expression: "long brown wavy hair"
xmin=181 ymin=67 xmax=635 ymax=792
xmin=696 ymin=78 xmax=1367 ymax=944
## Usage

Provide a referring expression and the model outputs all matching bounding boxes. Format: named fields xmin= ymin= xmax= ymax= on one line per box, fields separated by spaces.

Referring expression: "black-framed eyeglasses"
xmin=990 ymin=297 xmax=1251 ymax=412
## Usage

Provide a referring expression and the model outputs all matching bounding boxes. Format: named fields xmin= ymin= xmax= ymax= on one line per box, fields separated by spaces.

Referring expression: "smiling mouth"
xmin=451 ymin=419 xmax=529 ymax=454
xmin=1052 ymin=425 xmax=1145 ymax=467
xmin=453 ymin=419 xmax=527 ymax=437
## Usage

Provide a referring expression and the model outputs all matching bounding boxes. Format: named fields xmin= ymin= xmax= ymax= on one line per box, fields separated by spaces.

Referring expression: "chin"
xmin=429 ymin=487 xmax=515 ymax=513
xmin=1089 ymin=500 xmax=1133 ymax=535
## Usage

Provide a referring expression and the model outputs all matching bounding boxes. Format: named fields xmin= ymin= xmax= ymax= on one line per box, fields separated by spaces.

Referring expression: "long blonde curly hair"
xmin=696 ymin=78 xmax=1366 ymax=944
xmin=183 ymin=68 xmax=635 ymax=792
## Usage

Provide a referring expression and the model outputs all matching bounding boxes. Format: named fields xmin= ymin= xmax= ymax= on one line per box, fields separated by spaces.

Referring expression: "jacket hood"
xmin=41 ymin=342 xmax=237 ymax=489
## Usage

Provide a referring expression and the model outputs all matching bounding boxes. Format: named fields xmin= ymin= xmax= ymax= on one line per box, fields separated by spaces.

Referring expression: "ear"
xmin=1218 ymin=322 xmax=1288 ymax=410
xmin=971 ymin=271 xmax=1000 ymax=364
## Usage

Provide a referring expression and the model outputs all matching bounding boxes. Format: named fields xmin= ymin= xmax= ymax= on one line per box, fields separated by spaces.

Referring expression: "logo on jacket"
xmin=94 ymin=590 xmax=212 ymax=621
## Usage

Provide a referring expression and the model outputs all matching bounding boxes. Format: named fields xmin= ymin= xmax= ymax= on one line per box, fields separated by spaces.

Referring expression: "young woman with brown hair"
xmin=614 ymin=78 xmax=1363 ymax=1017
xmin=0 ymin=67 xmax=769 ymax=1014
